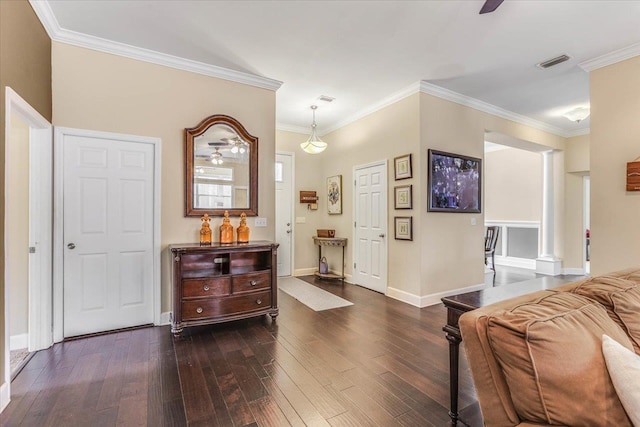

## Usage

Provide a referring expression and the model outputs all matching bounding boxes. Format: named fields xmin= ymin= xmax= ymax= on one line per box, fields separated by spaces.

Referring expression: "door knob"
xmin=379 ymin=234 xmax=385 ymax=238
xmin=67 ymin=243 xmax=76 ymax=250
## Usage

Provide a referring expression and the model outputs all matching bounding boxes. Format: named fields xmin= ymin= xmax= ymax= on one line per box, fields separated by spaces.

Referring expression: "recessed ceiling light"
xmin=536 ymin=54 xmax=572 ymax=69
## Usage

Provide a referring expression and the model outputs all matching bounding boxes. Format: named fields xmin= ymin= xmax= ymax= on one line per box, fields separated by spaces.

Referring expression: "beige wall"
xmin=563 ymin=134 xmax=590 ymax=270
xmin=7 ymin=114 xmax=30 ymax=339
xmin=52 ymin=42 xmax=276 ymax=313
xmin=419 ymin=92 xmax=567 ymax=295
xmin=590 ymin=56 xmax=640 ymax=274
xmin=0 ymin=0 xmax=52 ymax=396
xmin=321 ymin=94 xmax=422 ymax=296
xmin=275 ymin=130 xmax=325 ymax=273
xmin=485 ymin=148 xmax=542 ymax=222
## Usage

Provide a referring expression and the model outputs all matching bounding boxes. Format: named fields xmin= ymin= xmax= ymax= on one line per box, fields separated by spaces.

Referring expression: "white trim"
xmin=28 ymin=0 xmax=282 ymax=92
xmin=485 ymin=220 xmax=540 ymax=228
xmin=0 ymin=382 xmax=9 ymax=413
xmin=293 ymin=268 xmax=316 ymax=277
xmin=276 ymin=151 xmax=295 ymax=277
xmin=9 ymin=334 xmax=28 ymax=351
xmin=494 ymin=255 xmax=537 ymax=270
xmin=4 ymin=87 xmax=53 ymax=404
xmin=419 ymin=81 xmax=569 ymax=137
xmin=276 ymin=123 xmax=309 ymax=135
xmin=579 ymin=42 xmax=640 ymax=72
xmin=352 ymin=160 xmax=389 ymax=294
xmin=386 ymin=282 xmax=487 ymax=308
xmin=562 ymin=268 xmax=585 ymax=276
xmin=322 ymin=82 xmax=420 ymax=135
xmin=53 ymin=127 xmax=162 ymax=341
xmin=160 ymin=312 xmax=171 ymax=326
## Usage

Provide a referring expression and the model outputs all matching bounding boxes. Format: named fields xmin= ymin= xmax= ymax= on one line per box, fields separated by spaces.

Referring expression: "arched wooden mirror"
xmin=185 ymin=115 xmax=258 ymax=217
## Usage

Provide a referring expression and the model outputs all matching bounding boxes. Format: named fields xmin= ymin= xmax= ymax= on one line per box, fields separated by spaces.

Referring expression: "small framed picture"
xmin=394 ymin=154 xmax=413 ymax=180
xmin=394 ymin=216 xmax=413 ymax=241
xmin=327 ymin=174 xmax=342 ymax=215
xmin=394 ymin=185 xmax=412 ymax=209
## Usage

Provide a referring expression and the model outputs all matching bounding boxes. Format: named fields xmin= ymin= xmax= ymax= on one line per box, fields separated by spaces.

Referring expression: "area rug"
xmin=278 ymin=277 xmax=353 ymax=311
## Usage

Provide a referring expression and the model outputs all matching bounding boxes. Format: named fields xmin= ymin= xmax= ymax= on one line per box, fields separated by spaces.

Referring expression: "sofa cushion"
xmin=603 ymin=335 xmax=640 ymax=427
xmin=487 ymin=292 xmax=633 ymax=426
xmin=571 ymin=275 xmax=640 ymax=353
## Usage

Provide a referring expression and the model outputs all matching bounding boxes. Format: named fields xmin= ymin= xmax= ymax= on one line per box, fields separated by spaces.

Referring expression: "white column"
xmin=536 ymin=150 xmax=562 ymax=275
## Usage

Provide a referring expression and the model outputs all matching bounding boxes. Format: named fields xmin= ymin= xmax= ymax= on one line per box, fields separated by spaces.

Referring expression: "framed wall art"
xmin=394 ymin=216 xmax=413 ymax=241
xmin=428 ymin=149 xmax=481 ymax=213
xmin=394 ymin=154 xmax=413 ymax=180
xmin=394 ymin=185 xmax=412 ymax=209
xmin=327 ymin=174 xmax=342 ymax=214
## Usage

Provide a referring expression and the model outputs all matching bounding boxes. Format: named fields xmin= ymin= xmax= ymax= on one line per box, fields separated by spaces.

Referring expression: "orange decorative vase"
xmin=237 ymin=212 xmax=250 ymax=243
xmin=219 ymin=211 xmax=234 ymax=244
xmin=200 ymin=214 xmax=212 ymax=246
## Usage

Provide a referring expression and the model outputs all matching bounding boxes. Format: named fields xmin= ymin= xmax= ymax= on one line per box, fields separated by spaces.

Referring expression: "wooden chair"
xmin=484 ymin=226 xmax=500 ymax=272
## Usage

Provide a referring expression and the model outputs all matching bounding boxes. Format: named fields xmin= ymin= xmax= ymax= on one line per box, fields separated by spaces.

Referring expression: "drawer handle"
xmin=256 ymin=299 xmax=262 ymax=305
xmin=250 ymin=280 xmax=257 ymax=286
xmin=196 ymin=307 xmax=203 ymax=314
xmin=203 ymin=285 xmax=210 ymax=291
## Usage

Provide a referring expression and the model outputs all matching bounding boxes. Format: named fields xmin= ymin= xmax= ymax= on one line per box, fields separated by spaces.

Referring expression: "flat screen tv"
xmin=427 ymin=149 xmax=481 ymax=213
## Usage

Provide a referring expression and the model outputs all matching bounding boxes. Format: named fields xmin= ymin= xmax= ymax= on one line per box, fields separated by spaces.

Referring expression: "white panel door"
xmin=63 ymin=134 xmax=155 ymax=337
xmin=275 ymin=153 xmax=293 ymax=276
xmin=353 ymin=162 xmax=387 ymax=293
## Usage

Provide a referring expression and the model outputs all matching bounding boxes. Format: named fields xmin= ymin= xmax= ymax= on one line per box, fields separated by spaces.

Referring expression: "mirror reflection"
xmin=185 ymin=115 xmax=258 ymax=217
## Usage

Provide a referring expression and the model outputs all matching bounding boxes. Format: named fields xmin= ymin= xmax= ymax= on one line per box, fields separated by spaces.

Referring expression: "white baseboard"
xmin=386 ymin=282 xmax=487 ymax=308
xmin=159 ymin=312 xmax=171 ymax=326
xmin=562 ymin=268 xmax=586 ymax=275
xmin=10 ymin=334 xmax=28 ymax=351
xmin=293 ymin=268 xmax=316 ymax=276
xmin=0 ymin=381 xmax=9 ymax=413
xmin=495 ymin=256 xmax=536 ymax=270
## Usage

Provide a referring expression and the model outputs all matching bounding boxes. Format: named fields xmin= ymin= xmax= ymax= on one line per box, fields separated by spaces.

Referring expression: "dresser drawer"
xmin=183 ymin=277 xmax=231 ymax=298
xmin=232 ymin=271 xmax=271 ymax=294
xmin=182 ymin=291 xmax=271 ymax=321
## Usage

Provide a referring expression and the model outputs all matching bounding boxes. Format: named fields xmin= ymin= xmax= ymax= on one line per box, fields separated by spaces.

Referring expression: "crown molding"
xmin=418 ymin=81 xmax=570 ymax=137
xmin=579 ymin=42 xmax=640 ymax=72
xmin=321 ymin=82 xmax=421 ymax=135
xmin=564 ymin=127 xmax=590 ymax=138
xmin=28 ymin=0 xmax=282 ymax=91
xmin=276 ymin=123 xmax=310 ymax=134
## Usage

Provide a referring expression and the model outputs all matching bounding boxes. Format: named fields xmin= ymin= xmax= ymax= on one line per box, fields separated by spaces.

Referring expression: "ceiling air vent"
xmin=536 ymin=54 xmax=571 ymax=69
xmin=318 ymin=95 xmax=335 ymax=103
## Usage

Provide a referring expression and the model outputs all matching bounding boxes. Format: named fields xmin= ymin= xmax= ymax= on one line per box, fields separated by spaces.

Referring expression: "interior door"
xmin=353 ymin=162 xmax=388 ymax=293
xmin=62 ymin=132 xmax=155 ymax=337
xmin=275 ymin=152 xmax=293 ymax=276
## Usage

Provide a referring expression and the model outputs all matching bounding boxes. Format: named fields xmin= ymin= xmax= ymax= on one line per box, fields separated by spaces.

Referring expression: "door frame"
xmin=275 ymin=151 xmax=295 ymax=276
xmin=351 ymin=159 xmax=388 ymax=292
xmin=3 ymin=87 xmax=52 ymax=409
xmin=53 ymin=127 xmax=162 ymax=342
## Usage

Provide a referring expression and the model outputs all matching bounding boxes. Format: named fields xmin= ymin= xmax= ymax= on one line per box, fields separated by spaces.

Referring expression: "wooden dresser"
xmin=170 ymin=241 xmax=279 ymax=336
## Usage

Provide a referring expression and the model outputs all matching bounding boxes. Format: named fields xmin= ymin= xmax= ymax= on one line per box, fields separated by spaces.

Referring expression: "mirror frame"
xmin=185 ymin=114 xmax=258 ymax=217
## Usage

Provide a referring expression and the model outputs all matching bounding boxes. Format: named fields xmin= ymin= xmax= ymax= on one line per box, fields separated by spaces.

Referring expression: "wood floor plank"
xmin=249 ymin=395 xmax=292 ymax=427
xmin=173 ymin=338 xmax=215 ymax=424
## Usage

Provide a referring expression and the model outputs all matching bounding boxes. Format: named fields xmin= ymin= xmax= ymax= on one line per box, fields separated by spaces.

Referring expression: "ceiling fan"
xmin=479 ymin=0 xmax=504 ymax=14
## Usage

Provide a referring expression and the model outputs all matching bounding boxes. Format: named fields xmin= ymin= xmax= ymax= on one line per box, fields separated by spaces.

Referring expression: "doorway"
xmin=53 ymin=127 xmax=161 ymax=340
xmin=3 ymin=87 xmax=53 ymax=407
xmin=352 ymin=160 xmax=388 ymax=293
xmin=275 ymin=152 xmax=294 ymax=276
xmin=584 ymin=175 xmax=591 ymax=275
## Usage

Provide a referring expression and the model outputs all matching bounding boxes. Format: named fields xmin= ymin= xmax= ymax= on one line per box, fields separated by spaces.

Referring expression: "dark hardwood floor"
xmin=1 ymin=276 xmax=482 ymax=426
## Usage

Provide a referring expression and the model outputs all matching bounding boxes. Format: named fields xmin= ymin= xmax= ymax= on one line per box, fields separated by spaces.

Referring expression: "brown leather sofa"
xmin=459 ymin=268 xmax=640 ymax=426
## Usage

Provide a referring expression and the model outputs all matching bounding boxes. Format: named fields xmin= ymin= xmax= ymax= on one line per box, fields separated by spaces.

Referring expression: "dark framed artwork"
xmin=427 ymin=149 xmax=481 ymax=213
xmin=394 ymin=185 xmax=412 ymax=209
xmin=394 ymin=154 xmax=412 ymax=180
xmin=394 ymin=216 xmax=413 ymax=241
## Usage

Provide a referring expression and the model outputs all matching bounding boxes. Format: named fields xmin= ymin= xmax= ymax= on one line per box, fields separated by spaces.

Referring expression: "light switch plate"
xmin=471 ymin=217 xmax=477 ymax=226
xmin=296 ymin=217 xmax=306 ymax=224
xmin=255 ymin=217 xmax=267 ymax=227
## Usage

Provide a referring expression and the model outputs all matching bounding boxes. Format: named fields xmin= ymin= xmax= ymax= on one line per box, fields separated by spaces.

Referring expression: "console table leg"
xmin=445 ymin=332 xmax=462 ymax=425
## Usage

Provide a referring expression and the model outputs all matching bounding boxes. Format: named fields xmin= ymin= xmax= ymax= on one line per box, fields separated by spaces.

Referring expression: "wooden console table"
xmin=312 ymin=236 xmax=347 ymax=282
xmin=441 ymin=277 xmax=574 ymax=425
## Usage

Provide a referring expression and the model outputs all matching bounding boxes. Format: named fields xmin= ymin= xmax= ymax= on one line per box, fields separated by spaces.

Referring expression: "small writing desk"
xmin=312 ymin=236 xmax=347 ymax=282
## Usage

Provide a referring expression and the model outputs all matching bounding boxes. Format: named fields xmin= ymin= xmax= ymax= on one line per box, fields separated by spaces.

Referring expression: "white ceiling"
xmin=43 ymin=0 xmax=640 ymax=136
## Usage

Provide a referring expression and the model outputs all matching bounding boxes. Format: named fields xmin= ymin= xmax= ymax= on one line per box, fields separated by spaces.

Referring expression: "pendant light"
xmin=210 ymin=148 xmax=223 ymax=165
xmin=300 ymin=105 xmax=327 ymax=154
